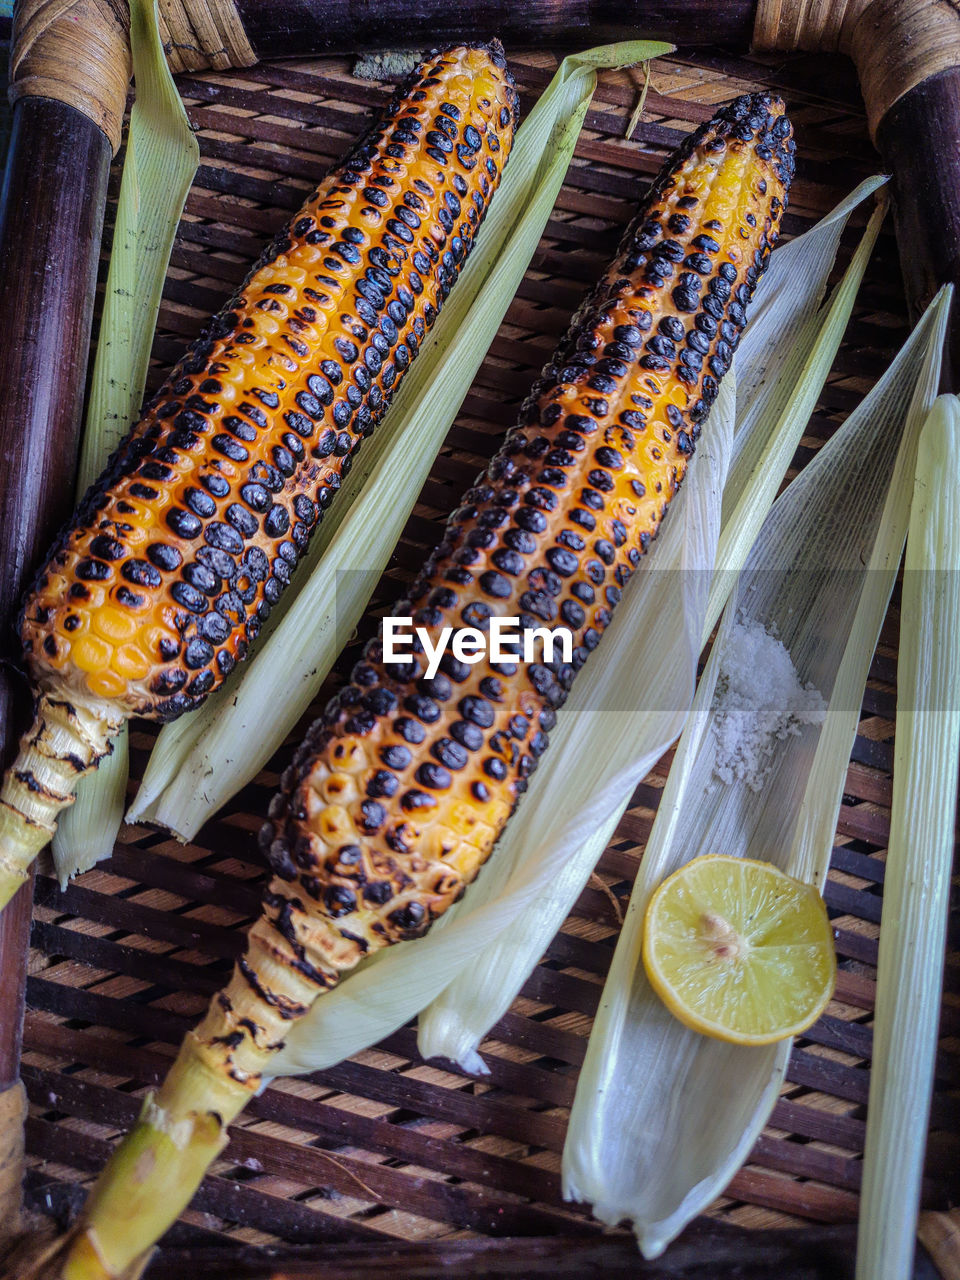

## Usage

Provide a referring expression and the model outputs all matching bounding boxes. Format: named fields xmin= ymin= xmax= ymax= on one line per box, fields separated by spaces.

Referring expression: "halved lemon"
xmin=642 ymin=854 xmax=836 ymax=1046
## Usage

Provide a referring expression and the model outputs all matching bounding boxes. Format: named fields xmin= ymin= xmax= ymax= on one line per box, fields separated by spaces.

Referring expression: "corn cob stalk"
xmin=19 ymin=94 xmax=793 ymax=1280
xmin=0 ymin=44 xmax=518 ymax=909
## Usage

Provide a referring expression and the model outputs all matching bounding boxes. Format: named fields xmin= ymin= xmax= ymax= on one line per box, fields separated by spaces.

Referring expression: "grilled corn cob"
xmin=27 ymin=93 xmax=793 ymax=1280
xmin=0 ymin=44 xmax=518 ymax=907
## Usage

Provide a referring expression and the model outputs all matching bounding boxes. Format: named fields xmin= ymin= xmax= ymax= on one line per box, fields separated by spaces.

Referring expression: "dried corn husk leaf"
xmin=417 ymin=181 xmax=887 ymax=1067
xmin=562 ymin=286 xmax=951 ymax=1260
xmin=856 ymin=394 xmax=960 ymax=1280
xmin=707 ymin=179 xmax=888 ymax=637
xmin=51 ymin=0 xmax=199 ymax=884
xmin=128 ymin=40 xmax=674 ymax=838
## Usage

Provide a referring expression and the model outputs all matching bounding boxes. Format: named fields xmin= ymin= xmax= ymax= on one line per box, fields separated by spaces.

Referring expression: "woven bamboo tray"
xmin=20 ymin=42 xmax=960 ymax=1279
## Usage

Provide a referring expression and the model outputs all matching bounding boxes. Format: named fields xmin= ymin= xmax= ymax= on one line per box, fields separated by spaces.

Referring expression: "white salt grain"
xmin=710 ymin=617 xmax=826 ymax=791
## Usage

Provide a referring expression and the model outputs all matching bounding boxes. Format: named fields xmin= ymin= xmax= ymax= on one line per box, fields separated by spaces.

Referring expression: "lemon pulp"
xmin=642 ymin=854 xmax=836 ymax=1046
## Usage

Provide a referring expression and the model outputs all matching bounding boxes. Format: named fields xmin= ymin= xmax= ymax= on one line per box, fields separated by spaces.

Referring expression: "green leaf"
xmin=856 ymin=394 xmax=960 ymax=1280
xmin=51 ymin=0 xmax=199 ymax=885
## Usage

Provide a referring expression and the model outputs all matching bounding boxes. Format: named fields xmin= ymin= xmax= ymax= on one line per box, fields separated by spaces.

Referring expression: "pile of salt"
xmin=711 ymin=618 xmax=827 ymax=791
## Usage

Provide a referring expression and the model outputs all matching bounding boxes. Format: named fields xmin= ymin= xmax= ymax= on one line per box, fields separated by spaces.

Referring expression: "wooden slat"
xmin=26 ymin=1117 xmax=384 ymax=1244
xmin=25 ymin=1069 xmax=584 ymax=1237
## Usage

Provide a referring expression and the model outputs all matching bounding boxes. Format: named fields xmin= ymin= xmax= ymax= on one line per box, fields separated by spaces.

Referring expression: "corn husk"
xmin=127 ymin=40 xmax=674 ymax=839
xmin=705 ymin=178 xmax=889 ymax=638
xmin=856 ymin=394 xmax=960 ymax=1280
xmin=50 ymin=0 xmax=199 ymax=885
xmin=268 ymin=179 xmax=887 ymax=1079
xmin=417 ymin=181 xmax=888 ymax=1068
xmin=561 ymin=286 xmax=951 ymax=1260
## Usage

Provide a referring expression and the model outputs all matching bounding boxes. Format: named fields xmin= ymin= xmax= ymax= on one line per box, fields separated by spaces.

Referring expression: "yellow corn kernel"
xmin=59 ymin=611 xmax=87 ymax=633
xmin=123 ymin=526 xmax=150 ymax=548
xmin=447 ymin=803 xmax=480 ymax=837
xmin=447 ymin=74 xmax=474 ymax=104
xmin=142 ymin=625 xmax=176 ymax=657
xmin=87 ymin=668 xmax=127 ymax=700
xmin=418 ymin=826 xmax=454 ymax=861
xmin=475 ymin=77 xmax=503 ymax=116
xmin=487 ymin=800 xmax=511 ymax=830
xmin=118 ymin=499 xmax=157 ymax=523
xmin=290 ymin=243 xmax=325 ymax=268
xmin=92 ymin=607 xmax=138 ymax=644
xmin=446 ymin=829 xmax=496 ymax=876
xmin=314 ymin=805 xmax=354 ymax=843
xmin=112 ymin=645 xmax=151 ymax=680
xmin=108 ymin=586 xmax=149 ymax=613
xmin=219 ymin=357 xmax=253 ymax=383
xmin=44 ymin=640 xmax=70 ymax=669
xmin=329 ymin=739 xmax=367 ymax=775
xmin=71 ymin=634 xmax=113 ymax=674
xmin=320 ymin=773 xmax=359 ymax=806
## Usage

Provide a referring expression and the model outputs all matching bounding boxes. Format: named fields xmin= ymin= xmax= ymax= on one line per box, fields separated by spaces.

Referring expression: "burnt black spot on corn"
xmin=190 ymin=92 xmax=793 ymax=1093
xmin=0 ymin=45 xmax=517 ymax=905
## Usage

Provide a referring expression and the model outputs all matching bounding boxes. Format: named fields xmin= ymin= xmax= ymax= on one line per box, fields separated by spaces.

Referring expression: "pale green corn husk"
xmin=562 ymin=286 xmax=951 ymax=1260
xmin=268 ymin=179 xmax=887 ymax=1080
xmin=50 ymin=0 xmax=199 ymax=886
xmin=127 ymin=40 xmax=674 ymax=838
xmin=418 ymin=182 xmax=888 ymax=1068
xmin=705 ymin=178 xmax=888 ymax=638
xmin=855 ymin=394 xmax=960 ymax=1280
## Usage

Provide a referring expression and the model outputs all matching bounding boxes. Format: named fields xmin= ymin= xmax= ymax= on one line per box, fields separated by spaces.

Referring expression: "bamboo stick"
xmin=232 ymin=0 xmax=756 ymax=54
xmin=753 ymin=0 xmax=960 ymax=379
xmin=123 ymin=1225 xmax=940 ymax=1280
xmin=875 ymin=73 xmax=960 ymax=384
xmin=0 ymin=94 xmax=113 ymax=1234
xmin=0 ymin=16 xmax=131 ymax=1213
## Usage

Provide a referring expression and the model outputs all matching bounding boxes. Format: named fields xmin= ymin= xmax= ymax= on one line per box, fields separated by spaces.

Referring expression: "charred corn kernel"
xmin=0 ymin=43 xmax=518 ymax=911
xmin=317 ymin=807 xmax=354 ymax=843
xmin=320 ymin=773 xmax=360 ymax=805
xmin=177 ymin=93 xmax=793 ymax=1104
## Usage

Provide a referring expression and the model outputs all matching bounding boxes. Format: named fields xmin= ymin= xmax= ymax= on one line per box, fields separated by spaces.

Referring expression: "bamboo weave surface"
xmin=20 ymin=43 xmax=960 ymax=1276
